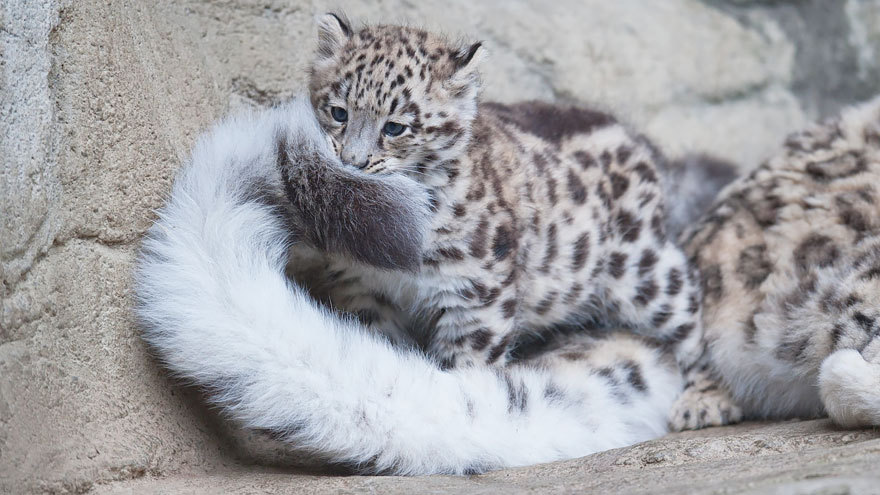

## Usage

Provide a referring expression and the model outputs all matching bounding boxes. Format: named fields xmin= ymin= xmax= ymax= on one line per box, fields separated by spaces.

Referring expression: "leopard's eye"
xmin=382 ymin=121 xmax=406 ymax=137
xmin=330 ymin=106 xmax=348 ymax=123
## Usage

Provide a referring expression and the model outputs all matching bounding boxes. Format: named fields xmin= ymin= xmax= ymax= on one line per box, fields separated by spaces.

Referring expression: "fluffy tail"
xmin=819 ymin=349 xmax=880 ymax=427
xmin=134 ymin=97 xmax=678 ymax=474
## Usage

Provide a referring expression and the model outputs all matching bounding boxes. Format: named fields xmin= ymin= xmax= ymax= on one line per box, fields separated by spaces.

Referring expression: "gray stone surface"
xmin=91 ymin=421 xmax=880 ymax=495
xmin=2 ymin=1 xmax=880 ymax=493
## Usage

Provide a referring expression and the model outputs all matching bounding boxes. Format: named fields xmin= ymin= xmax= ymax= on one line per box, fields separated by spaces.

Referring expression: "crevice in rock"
xmin=2 ymin=233 xmax=135 ymax=296
xmin=0 ymin=208 xmax=52 ymax=263
xmin=230 ymin=76 xmax=288 ymax=107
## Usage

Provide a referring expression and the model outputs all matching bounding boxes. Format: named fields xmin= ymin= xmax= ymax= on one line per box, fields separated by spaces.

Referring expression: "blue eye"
xmin=330 ymin=106 xmax=348 ymax=122
xmin=383 ymin=121 xmax=406 ymax=137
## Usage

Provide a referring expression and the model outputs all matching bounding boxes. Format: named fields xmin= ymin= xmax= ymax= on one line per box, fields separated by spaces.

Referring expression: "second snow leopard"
xmin=284 ymin=14 xmax=734 ymax=422
xmin=680 ymin=95 xmax=880 ymax=429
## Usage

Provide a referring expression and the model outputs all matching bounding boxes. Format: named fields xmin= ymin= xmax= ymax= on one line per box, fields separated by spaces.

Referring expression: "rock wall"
xmin=2 ymin=1 xmax=880 ymax=493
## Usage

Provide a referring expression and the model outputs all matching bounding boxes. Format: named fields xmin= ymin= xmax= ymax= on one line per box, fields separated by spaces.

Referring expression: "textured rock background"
xmin=2 ymin=0 xmax=880 ymax=493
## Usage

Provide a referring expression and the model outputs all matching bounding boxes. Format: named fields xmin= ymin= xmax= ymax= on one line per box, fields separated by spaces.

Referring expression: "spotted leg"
xmin=603 ymin=237 xmax=706 ymax=368
xmin=668 ymin=349 xmax=743 ymax=431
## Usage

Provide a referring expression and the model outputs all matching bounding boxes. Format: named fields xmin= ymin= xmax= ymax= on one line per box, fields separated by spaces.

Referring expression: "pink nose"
xmin=341 ymin=152 xmax=369 ymax=169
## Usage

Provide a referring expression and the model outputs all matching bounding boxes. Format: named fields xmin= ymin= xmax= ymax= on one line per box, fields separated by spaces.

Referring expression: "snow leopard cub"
xmin=679 ymin=96 xmax=880 ymax=429
xmin=287 ymin=14 xmax=707 ymax=382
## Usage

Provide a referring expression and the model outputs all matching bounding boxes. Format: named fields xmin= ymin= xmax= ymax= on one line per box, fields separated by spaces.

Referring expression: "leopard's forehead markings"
xmin=324 ymin=25 xmax=460 ymax=114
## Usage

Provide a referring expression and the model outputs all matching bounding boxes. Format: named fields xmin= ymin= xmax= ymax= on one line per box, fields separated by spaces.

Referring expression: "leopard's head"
xmin=308 ymin=13 xmax=483 ymax=180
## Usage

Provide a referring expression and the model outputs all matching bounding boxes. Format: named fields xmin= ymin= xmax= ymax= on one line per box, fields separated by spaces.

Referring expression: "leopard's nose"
xmin=340 ymin=149 xmax=370 ymax=169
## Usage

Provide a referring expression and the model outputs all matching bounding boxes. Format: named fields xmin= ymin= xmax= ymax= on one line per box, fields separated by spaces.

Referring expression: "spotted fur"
xmin=674 ymin=95 xmax=880 ymax=429
xmin=293 ymin=15 xmax=708 ymax=376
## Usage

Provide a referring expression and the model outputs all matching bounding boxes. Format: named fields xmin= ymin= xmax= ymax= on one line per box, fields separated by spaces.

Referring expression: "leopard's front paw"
xmin=668 ymin=382 xmax=743 ymax=431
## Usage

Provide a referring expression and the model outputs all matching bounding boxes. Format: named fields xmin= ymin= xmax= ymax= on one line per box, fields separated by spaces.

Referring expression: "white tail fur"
xmin=819 ymin=349 xmax=880 ymax=428
xmin=134 ymin=97 xmax=679 ymax=474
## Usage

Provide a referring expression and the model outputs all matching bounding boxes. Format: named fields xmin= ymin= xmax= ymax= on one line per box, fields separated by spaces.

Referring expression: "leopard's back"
xmin=403 ymin=100 xmax=705 ymax=367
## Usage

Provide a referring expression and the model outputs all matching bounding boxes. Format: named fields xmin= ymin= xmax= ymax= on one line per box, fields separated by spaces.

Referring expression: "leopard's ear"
xmin=447 ymin=41 xmax=484 ymax=94
xmin=449 ymin=41 xmax=484 ymax=84
xmin=316 ymin=13 xmax=352 ymax=60
xmin=452 ymin=42 xmax=484 ymax=72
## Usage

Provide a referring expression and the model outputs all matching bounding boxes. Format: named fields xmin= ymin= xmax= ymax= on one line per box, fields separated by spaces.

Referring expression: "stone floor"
xmin=92 ymin=420 xmax=880 ymax=494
